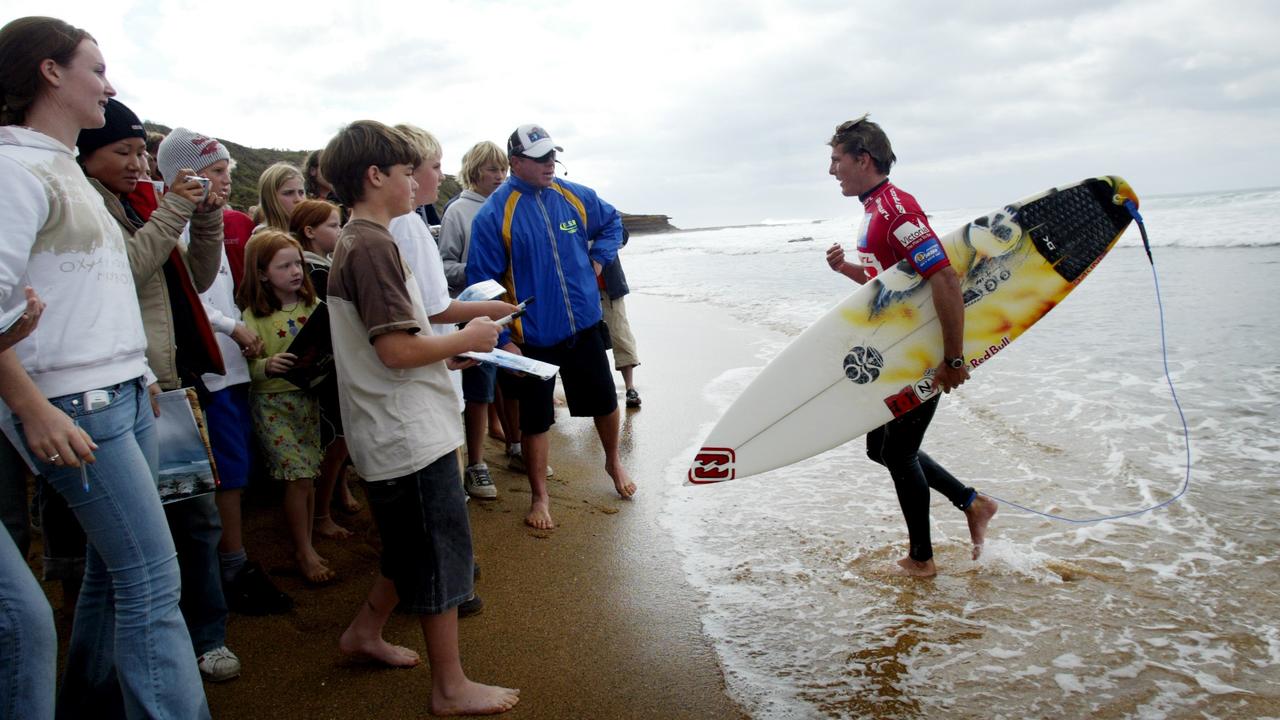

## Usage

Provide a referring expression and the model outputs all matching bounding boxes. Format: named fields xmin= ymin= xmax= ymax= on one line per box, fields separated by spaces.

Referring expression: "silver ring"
xmin=48 ymin=453 xmax=61 ymax=462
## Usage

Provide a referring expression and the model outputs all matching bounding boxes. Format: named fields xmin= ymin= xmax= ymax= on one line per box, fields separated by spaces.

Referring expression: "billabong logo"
xmin=843 ymin=346 xmax=884 ymax=384
xmin=689 ymin=448 xmax=735 ymax=483
xmin=559 ymin=219 xmax=579 ymax=234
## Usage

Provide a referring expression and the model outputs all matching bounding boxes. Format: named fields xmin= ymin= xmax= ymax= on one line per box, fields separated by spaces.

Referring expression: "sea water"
xmin=630 ymin=186 xmax=1280 ymax=718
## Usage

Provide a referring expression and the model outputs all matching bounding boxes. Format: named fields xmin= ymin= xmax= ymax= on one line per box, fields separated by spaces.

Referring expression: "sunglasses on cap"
xmin=519 ymin=151 xmax=556 ymax=164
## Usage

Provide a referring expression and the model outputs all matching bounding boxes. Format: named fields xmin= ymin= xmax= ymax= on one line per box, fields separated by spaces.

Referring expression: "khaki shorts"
xmin=601 ymin=294 xmax=640 ymax=369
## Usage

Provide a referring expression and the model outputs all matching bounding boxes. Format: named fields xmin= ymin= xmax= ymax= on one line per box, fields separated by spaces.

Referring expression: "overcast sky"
xmin=30 ymin=0 xmax=1280 ymax=227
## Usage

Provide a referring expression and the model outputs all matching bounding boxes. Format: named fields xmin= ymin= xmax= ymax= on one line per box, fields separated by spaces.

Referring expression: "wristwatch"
xmin=946 ymin=356 xmax=965 ymax=369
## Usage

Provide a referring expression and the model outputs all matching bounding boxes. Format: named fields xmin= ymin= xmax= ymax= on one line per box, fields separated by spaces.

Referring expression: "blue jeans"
xmin=0 ymin=519 xmax=55 ymax=720
xmin=16 ymin=379 xmax=210 ymax=720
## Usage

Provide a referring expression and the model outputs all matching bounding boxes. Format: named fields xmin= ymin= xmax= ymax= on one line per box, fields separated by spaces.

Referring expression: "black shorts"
xmin=513 ymin=322 xmax=617 ymax=435
xmin=364 ymin=452 xmax=473 ymax=614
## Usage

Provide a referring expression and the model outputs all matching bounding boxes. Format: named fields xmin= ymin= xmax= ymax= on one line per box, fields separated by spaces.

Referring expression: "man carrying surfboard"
xmin=824 ymin=115 xmax=998 ymax=577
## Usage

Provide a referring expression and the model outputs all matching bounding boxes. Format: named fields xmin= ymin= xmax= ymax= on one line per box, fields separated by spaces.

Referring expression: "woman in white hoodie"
xmin=0 ymin=16 xmax=209 ymax=719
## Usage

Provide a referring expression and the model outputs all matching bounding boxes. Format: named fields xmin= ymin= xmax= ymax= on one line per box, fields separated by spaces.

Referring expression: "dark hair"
xmin=319 ymin=120 xmax=422 ymax=206
xmin=830 ymin=115 xmax=896 ymax=175
xmin=0 ymin=16 xmax=95 ymax=126
xmin=302 ymin=149 xmax=327 ymax=198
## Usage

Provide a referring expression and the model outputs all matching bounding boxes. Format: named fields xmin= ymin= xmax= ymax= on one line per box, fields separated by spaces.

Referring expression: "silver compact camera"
xmin=189 ymin=176 xmax=211 ymax=200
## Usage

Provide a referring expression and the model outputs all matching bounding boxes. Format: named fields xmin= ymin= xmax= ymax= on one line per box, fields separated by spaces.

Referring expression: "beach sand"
xmin=34 ymin=294 xmax=751 ymax=718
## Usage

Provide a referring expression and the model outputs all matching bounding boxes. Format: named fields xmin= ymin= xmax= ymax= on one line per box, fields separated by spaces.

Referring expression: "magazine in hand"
xmin=156 ymin=388 xmax=218 ymax=504
xmin=281 ymin=301 xmax=334 ymax=391
xmin=457 ymin=279 xmax=507 ymax=302
xmin=462 ymin=348 xmax=558 ymax=380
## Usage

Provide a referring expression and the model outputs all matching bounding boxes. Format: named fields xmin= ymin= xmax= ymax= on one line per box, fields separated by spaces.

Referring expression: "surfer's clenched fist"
xmin=934 ymin=362 xmax=970 ymax=393
xmin=826 ymin=243 xmax=868 ymax=284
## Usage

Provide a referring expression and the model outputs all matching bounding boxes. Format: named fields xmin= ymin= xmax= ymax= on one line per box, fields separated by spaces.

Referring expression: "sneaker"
xmin=225 ymin=561 xmax=293 ymax=616
xmin=458 ymin=594 xmax=484 ymax=618
xmin=506 ymin=451 xmax=553 ymax=477
xmin=198 ymin=645 xmax=241 ymax=682
xmin=625 ymin=388 xmax=642 ymax=408
xmin=464 ymin=463 xmax=498 ymax=499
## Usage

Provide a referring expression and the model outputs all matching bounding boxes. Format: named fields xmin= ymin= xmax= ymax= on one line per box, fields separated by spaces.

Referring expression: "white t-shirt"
xmin=388 ymin=211 xmax=463 ymax=411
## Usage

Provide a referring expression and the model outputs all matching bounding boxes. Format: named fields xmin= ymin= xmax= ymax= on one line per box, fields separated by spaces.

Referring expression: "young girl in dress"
xmin=236 ymin=230 xmax=332 ymax=584
xmin=288 ymin=199 xmax=358 ymax=539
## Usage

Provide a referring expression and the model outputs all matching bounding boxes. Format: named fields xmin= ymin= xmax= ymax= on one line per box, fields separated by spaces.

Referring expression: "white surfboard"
xmin=688 ymin=176 xmax=1138 ymax=484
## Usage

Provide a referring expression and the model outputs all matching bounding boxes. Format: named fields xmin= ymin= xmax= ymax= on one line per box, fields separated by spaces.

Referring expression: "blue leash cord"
xmin=983 ymin=200 xmax=1193 ymax=524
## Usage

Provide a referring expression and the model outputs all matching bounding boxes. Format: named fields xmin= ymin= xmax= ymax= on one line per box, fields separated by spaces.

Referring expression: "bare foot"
xmin=431 ymin=680 xmax=520 ymax=716
xmin=298 ymin=550 xmax=336 ymax=585
xmin=338 ymin=629 xmax=421 ymax=668
xmin=338 ymin=485 xmax=362 ymax=514
xmin=895 ymin=557 xmax=937 ymax=578
xmin=315 ymin=515 xmax=352 ymax=540
xmin=525 ymin=498 xmax=555 ymax=530
xmin=606 ymin=460 xmax=636 ymax=499
xmin=966 ymin=494 xmax=998 ymax=560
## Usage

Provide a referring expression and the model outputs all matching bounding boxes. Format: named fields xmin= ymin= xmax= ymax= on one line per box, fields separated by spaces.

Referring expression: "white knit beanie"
xmin=156 ymin=127 xmax=232 ymax=187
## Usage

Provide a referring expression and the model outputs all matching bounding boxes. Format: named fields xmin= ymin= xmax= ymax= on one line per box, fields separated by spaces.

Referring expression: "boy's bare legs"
xmin=284 ymin=478 xmax=333 ymax=583
xmin=594 ymin=408 xmax=636 ymax=499
xmin=464 ymin=402 xmax=488 ymax=466
xmin=486 ymin=402 xmax=505 ymax=443
xmin=500 ymin=392 xmax=520 ymax=455
xmin=314 ymin=439 xmax=352 ymax=539
xmin=619 ymin=365 xmax=635 ymax=393
xmin=339 ymin=575 xmax=420 ymax=667
xmin=523 ymin=432 xmax=553 ymax=529
xmin=215 ymin=488 xmax=243 ymax=557
xmin=422 ymin=609 xmax=519 ymax=715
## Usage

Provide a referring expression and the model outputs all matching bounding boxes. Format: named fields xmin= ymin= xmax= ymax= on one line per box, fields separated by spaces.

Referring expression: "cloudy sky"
xmin=33 ymin=0 xmax=1280 ymax=227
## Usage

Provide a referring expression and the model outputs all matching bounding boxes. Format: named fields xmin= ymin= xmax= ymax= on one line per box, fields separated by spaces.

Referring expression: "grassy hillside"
xmin=144 ymin=122 xmax=670 ymax=232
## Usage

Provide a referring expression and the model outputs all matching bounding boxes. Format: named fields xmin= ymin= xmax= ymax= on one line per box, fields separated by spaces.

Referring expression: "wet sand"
xmin=33 ymin=294 xmax=750 ymax=718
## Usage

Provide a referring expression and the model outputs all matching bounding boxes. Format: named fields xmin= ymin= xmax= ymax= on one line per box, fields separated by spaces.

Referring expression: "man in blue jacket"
xmin=467 ymin=124 xmax=637 ymax=529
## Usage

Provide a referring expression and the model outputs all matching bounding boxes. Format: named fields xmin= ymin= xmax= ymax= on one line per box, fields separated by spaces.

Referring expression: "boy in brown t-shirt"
xmin=320 ymin=120 xmax=519 ymax=716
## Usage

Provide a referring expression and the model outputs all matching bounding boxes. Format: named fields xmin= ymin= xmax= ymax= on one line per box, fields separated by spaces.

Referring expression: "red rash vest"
xmin=855 ymin=180 xmax=950 ymax=281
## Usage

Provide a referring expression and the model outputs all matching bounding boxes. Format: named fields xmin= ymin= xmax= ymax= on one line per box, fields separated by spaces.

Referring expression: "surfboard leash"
xmin=983 ymin=200 xmax=1193 ymax=524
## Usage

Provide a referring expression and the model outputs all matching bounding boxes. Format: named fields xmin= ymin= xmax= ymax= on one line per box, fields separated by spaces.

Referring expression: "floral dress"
xmin=242 ymin=302 xmax=322 ymax=481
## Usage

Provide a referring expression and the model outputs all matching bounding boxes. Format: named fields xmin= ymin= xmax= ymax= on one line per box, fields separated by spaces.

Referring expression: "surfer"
xmin=824 ymin=115 xmax=998 ymax=577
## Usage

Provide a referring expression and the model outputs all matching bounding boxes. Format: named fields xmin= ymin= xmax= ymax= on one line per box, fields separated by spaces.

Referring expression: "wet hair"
xmin=288 ymin=198 xmax=339 ymax=253
xmin=459 ymin=141 xmax=508 ymax=192
xmin=0 ymin=16 xmax=95 ymax=126
xmin=830 ymin=114 xmax=896 ymax=175
xmin=236 ymin=229 xmax=316 ymax=317
xmin=319 ymin=120 xmax=422 ymax=206
xmin=256 ymin=162 xmax=304 ymax=232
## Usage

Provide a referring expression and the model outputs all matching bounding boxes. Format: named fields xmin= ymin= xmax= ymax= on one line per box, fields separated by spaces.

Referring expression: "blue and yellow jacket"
xmin=467 ymin=175 xmax=623 ymax=347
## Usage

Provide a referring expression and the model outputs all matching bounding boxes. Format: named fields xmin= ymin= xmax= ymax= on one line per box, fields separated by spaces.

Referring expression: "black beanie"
xmin=76 ymin=98 xmax=146 ymax=160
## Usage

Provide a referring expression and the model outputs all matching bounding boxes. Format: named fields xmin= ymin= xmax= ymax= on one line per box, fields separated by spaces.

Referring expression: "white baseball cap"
xmin=507 ymin=124 xmax=564 ymax=158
